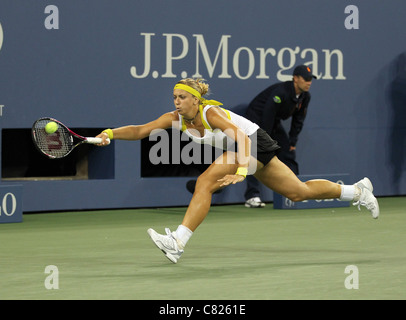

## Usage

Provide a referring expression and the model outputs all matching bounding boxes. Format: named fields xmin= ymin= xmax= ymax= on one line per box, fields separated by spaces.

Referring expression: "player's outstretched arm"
xmin=97 ymin=112 xmax=177 ymax=145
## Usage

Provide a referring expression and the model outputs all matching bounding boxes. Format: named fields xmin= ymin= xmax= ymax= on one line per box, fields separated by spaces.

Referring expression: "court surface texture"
xmin=1 ymin=196 xmax=405 ymax=300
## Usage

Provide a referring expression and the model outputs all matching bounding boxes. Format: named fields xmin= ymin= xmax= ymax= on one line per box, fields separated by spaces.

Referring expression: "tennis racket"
xmin=31 ymin=117 xmax=110 ymax=159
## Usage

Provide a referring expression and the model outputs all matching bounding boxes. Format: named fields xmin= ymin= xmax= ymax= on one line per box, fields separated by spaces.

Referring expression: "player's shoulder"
xmin=205 ymin=105 xmax=227 ymax=119
xmin=157 ymin=111 xmax=179 ymax=125
xmin=167 ymin=110 xmax=180 ymax=119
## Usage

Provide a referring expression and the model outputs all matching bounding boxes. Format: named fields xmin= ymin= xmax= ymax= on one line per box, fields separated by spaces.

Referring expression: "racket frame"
xmin=31 ymin=117 xmax=108 ymax=159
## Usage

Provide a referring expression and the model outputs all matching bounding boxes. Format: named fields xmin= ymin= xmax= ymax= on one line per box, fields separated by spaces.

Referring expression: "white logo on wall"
xmin=0 ymin=192 xmax=17 ymax=217
xmin=130 ymin=33 xmax=347 ymax=81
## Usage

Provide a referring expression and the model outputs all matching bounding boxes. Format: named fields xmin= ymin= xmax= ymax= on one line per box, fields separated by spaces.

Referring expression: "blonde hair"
xmin=177 ymin=78 xmax=210 ymax=97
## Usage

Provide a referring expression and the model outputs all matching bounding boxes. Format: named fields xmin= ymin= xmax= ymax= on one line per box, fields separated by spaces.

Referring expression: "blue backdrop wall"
xmin=0 ymin=0 xmax=405 ymax=212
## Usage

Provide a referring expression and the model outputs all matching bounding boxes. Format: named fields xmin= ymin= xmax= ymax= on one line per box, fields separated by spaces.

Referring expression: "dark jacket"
xmin=245 ymin=81 xmax=310 ymax=147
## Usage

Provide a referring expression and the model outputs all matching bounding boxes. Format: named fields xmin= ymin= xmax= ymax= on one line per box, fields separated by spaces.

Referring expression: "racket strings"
xmin=32 ymin=119 xmax=73 ymax=158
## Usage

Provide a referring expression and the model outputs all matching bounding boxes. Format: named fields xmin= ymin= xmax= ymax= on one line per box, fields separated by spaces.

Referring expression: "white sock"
xmin=340 ymin=185 xmax=361 ymax=201
xmin=175 ymin=225 xmax=193 ymax=249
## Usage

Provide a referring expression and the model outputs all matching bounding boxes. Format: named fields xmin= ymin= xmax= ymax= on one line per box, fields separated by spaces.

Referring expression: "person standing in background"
xmin=244 ymin=65 xmax=316 ymax=208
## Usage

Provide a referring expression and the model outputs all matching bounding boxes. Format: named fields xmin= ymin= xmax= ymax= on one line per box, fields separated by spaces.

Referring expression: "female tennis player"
xmin=96 ymin=78 xmax=379 ymax=263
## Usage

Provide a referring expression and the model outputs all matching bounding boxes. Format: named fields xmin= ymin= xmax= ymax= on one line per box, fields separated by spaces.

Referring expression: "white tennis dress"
xmin=177 ymin=105 xmax=259 ymax=150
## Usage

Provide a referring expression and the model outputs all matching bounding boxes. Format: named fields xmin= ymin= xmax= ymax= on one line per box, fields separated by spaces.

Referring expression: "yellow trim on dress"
xmin=180 ymin=105 xmax=231 ymax=132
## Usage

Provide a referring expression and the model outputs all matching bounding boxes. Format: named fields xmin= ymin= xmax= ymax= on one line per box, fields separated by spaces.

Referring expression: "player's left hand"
xmin=218 ymin=174 xmax=245 ymax=187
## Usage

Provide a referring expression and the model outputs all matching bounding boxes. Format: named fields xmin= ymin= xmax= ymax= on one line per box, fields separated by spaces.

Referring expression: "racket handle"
xmin=86 ymin=137 xmax=111 ymax=145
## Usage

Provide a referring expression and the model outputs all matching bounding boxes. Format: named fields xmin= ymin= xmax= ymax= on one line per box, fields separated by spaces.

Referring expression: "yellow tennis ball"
xmin=45 ymin=121 xmax=58 ymax=134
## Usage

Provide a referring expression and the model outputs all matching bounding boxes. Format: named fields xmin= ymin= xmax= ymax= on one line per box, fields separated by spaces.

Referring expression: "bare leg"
xmin=255 ymin=156 xmax=342 ymax=201
xmin=147 ymin=155 xmax=377 ymax=263
xmin=181 ymin=152 xmax=239 ymax=231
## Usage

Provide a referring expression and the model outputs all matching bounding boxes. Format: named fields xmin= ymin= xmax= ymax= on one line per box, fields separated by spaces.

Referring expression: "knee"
xmin=195 ymin=175 xmax=218 ymax=194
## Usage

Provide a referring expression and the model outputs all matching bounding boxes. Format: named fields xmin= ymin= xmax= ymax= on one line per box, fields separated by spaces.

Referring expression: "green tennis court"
xmin=1 ymin=197 xmax=405 ymax=300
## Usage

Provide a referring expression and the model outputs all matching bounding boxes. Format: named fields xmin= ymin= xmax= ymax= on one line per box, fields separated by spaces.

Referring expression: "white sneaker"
xmin=355 ymin=177 xmax=373 ymax=193
xmin=353 ymin=177 xmax=380 ymax=219
xmin=147 ymin=228 xmax=184 ymax=263
xmin=245 ymin=197 xmax=265 ymax=208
